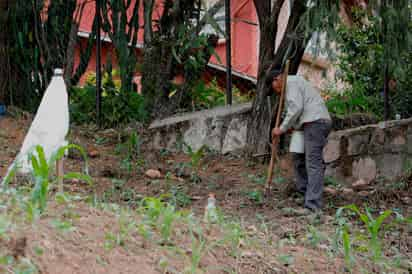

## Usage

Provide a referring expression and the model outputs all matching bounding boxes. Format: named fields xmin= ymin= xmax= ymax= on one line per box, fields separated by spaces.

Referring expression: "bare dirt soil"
xmin=0 ymin=113 xmax=411 ymax=273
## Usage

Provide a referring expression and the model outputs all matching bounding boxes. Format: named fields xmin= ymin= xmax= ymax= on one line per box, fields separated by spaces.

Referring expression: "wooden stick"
xmin=56 ymin=158 xmax=64 ymax=193
xmin=265 ymin=60 xmax=290 ymax=192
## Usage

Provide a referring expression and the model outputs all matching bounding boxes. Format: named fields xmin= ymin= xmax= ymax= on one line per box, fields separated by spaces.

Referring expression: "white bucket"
xmin=289 ymin=131 xmax=304 ymax=153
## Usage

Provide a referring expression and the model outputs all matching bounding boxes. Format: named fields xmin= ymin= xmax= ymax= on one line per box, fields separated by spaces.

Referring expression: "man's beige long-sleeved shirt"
xmin=279 ymin=76 xmax=331 ymax=133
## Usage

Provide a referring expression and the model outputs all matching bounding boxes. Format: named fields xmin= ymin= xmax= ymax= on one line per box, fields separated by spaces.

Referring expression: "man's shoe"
xmin=293 ymin=207 xmax=313 ymax=216
xmin=305 ymin=209 xmax=323 ymax=224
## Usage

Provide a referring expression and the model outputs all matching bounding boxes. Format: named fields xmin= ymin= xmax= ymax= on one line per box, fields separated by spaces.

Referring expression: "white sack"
xmin=8 ymin=68 xmax=69 ymax=174
xmin=289 ymin=130 xmax=304 ymax=154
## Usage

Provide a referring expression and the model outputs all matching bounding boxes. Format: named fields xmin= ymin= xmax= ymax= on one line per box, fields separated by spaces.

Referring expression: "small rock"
xmin=324 ymin=187 xmax=337 ymax=196
xmin=352 ymin=179 xmax=369 ymax=190
xmin=281 ymin=207 xmax=296 ymax=217
xmin=70 ymin=178 xmax=80 ymax=184
xmin=241 ymin=250 xmax=263 ymax=259
xmin=319 ymin=244 xmax=329 ymax=251
xmin=323 ymin=215 xmax=334 ymax=224
xmin=145 ymin=169 xmax=162 ymax=179
xmin=240 ymin=251 xmax=254 ymax=258
xmin=246 ymin=225 xmax=258 ymax=235
xmin=358 ymin=191 xmax=369 ymax=197
xmin=88 ymin=149 xmax=100 ymax=158
xmin=342 ymin=188 xmax=354 ymax=195
xmin=401 ymin=197 xmax=411 ymax=204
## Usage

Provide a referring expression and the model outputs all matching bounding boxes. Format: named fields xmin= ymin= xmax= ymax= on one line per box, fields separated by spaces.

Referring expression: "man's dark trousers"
xmin=292 ymin=119 xmax=332 ymax=210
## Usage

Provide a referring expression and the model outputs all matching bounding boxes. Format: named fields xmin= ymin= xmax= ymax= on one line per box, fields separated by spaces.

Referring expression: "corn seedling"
xmin=139 ymin=197 xmax=165 ymax=225
xmin=104 ymin=211 xmax=135 ymax=250
xmin=50 ymin=218 xmax=75 ymax=233
xmin=159 ymin=204 xmax=180 ymax=244
xmin=337 ymin=204 xmax=393 ymax=262
xmin=186 ymin=145 xmax=206 ymax=170
xmin=4 ymin=145 xmax=91 ymax=215
xmin=137 ymin=222 xmax=153 ymax=246
xmin=182 ymin=144 xmax=206 ymax=183
xmin=117 ymin=133 xmax=142 ymax=175
xmin=186 ymin=227 xmax=207 ymax=274
xmin=221 ymin=221 xmax=244 ymax=257
xmin=342 ymin=225 xmax=354 ymax=270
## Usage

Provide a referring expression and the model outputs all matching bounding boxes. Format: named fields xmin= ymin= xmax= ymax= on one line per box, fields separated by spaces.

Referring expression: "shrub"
xmin=332 ymin=8 xmax=412 ymax=120
xmin=191 ymin=78 xmax=252 ymax=110
xmin=70 ymin=71 xmax=148 ymax=128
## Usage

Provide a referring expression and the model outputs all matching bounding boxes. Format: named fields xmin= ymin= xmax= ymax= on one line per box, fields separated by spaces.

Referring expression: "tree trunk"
xmin=246 ymin=0 xmax=284 ymax=155
xmin=0 ymin=0 xmax=10 ymax=104
xmin=246 ymin=0 xmax=307 ymax=156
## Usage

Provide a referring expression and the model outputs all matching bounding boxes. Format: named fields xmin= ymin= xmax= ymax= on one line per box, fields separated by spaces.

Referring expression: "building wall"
xmin=73 ymin=0 xmax=349 ymax=92
xmin=209 ymin=0 xmax=339 ymax=90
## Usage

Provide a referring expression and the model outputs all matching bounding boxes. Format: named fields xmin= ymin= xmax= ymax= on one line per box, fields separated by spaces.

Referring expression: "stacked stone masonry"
xmin=324 ymin=119 xmax=412 ymax=182
xmin=149 ymin=103 xmax=412 ymax=183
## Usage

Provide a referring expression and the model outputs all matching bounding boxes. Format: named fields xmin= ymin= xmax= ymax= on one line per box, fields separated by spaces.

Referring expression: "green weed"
xmin=50 ymin=218 xmax=75 ymax=233
xmin=305 ymin=225 xmax=327 ymax=248
xmin=169 ymin=185 xmax=192 ymax=208
xmin=277 ymin=254 xmax=294 ymax=266
xmin=246 ymin=174 xmax=266 ymax=185
xmin=244 ymin=189 xmax=264 ymax=205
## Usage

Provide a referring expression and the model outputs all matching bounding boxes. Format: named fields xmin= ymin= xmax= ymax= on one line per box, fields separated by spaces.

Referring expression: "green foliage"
xmin=50 ymin=218 xmax=75 ymax=233
xmin=305 ymin=225 xmax=327 ymax=248
xmin=116 ymin=132 xmax=143 ymax=176
xmin=138 ymin=197 xmax=182 ymax=244
xmin=245 ymin=189 xmax=264 ymax=206
xmin=70 ymin=71 xmax=148 ymax=128
xmin=191 ymin=79 xmax=225 ymax=109
xmin=336 ymin=204 xmax=394 ymax=262
xmin=342 ymin=226 xmax=353 ymax=269
xmin=169 ymin=185 xmax=192 ymax=208
xmin=102 ymin=179 xmax=142 ymax=207
xmin=187 ymin=231 xmax=206 ymax=274
xmin=325 ymin=87 xmax=380 ymax=119
xmin=4 ymin=144 xmax=91 ymax=215
xmin=332 ymin=7 xmax=412 ymax=119
xmin=101 ymin=0 xmax=140 ymax=94
xmin=183 ymin=144 xmax=206 ymax=170
xmin=172 ymin=29 xmax=217 ymax=77
xmin=190 ymin=79 xmax=251 ymax=110
xmin=8 ymin=0 xmax=96 ymax=110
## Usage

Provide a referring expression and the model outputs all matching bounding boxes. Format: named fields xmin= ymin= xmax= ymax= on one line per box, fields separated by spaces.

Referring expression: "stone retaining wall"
xmin=149 ymin=104 xmax=412 ymax=182
xmin=149 ymin=103 xmax=251 ymax=154
xmin=324 ymin=118 xmax=412 ymax=183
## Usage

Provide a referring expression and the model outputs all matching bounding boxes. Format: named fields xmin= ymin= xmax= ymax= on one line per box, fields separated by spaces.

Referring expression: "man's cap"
xmin=266 ymin=66 xmax=283 ymax=85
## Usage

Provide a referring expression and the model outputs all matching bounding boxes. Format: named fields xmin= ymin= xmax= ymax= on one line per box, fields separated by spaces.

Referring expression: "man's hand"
xmin=271 ymin=127 xmax=283 ymax=139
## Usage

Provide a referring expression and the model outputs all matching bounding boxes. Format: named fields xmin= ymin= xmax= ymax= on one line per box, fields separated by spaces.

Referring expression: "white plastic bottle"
xmin=204 ymin=193 xmax=218 ymax=223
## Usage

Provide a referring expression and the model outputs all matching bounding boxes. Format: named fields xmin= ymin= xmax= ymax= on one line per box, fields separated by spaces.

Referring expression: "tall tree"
xmin=142 ymin=0 xmax=223 ymax=118
xmin=246 ymin=0 xmax=410 ymax=155
xmin=246 ymin=0 xmax=315 ymax=155
xmin=4 ymin=0 xmax=96 ymax=110
xmin=0 ymin=0 xmax=13 ymax=105
xmin=101 ymin=0 xmax=141 ymax=93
